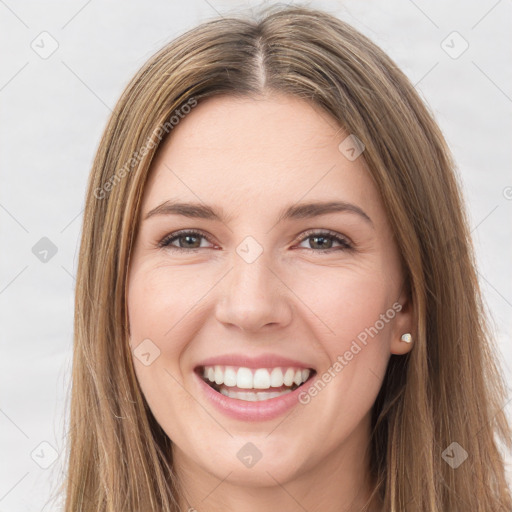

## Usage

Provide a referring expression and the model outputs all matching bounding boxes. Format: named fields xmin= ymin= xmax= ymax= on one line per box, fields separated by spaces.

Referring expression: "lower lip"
xmin=194 ymin=371 xmax=314 ymax=422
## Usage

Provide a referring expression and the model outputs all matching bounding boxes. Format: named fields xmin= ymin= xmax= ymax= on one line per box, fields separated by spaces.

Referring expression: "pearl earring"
xmin=400 ymin=333 xmax=412 ymax=343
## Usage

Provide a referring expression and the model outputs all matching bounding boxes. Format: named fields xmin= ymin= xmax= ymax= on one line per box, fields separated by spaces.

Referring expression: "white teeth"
xmin=253 ymin=369 xmax=271 ymax=389
xmin=283 ymin=368 xmax=295 ymax=386
xmin=214 ymin=366 xmax=223 ymax=385
xmin=270 ymin=367 xmax=284 ymax=387
xmin=224 ymin=367 xmax=237 ymax=387
xmin=201 ymin=365 xmax=312 ymax=389
xmin=236 ymin=367 xmax=253 ymax=389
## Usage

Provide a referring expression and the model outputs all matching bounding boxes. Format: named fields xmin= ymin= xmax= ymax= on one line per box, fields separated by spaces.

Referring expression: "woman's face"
xmin=127 ymin=94 xmax=413 ymax=496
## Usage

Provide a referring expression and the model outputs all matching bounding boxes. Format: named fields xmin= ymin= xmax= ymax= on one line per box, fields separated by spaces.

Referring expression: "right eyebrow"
xmin=144 ymin=201 xmax=231 ymax=223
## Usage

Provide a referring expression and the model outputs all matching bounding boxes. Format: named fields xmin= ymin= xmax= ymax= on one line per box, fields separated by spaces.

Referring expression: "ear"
xmin=390 ymin=283 xmax=414 ymax=356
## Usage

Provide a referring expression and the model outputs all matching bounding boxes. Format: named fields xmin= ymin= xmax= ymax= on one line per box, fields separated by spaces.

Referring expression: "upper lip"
xmin=194 ymin=353 xmax=315 ymax=371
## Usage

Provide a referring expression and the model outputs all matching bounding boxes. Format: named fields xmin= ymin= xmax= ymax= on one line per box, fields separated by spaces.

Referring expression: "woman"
xmin=63 ymin=4 xmax=512 ymax=511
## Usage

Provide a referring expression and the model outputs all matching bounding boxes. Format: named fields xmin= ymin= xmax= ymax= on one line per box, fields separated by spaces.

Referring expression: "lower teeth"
xmin=200 ymin=371 xmax=312 ymax=402
xmin=219 ymin=388 xmax=293 ymax=401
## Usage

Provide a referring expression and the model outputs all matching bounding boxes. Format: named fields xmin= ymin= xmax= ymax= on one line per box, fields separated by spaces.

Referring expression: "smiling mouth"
xmin=195 ymin=365 xmax=316 ymax=402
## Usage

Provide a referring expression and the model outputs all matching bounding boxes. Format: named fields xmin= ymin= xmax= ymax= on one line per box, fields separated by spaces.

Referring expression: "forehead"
xmin=141 ymin=94 xmax=383 ymax=225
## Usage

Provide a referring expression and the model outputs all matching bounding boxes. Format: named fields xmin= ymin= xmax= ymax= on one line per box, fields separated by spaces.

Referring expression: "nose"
xmin=215 ymin=252 xmax=293 ymax=334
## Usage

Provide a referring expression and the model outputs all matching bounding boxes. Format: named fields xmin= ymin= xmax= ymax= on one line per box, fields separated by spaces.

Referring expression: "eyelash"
xmin=157 ymin=229 xmax=354 ymax=253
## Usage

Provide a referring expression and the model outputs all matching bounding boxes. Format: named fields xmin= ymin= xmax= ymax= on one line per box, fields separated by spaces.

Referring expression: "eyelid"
xmin=157 ymin=228 xmax=215 ymax=249
xmin=295 ymin=228 xmax=354 ymax=250
xmin=157 ymin=228 xmax=354 ymax=252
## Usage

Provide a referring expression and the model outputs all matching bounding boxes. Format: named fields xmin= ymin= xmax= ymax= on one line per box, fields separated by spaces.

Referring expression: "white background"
xmin=1 ymin=0 xmax=511 ymax=509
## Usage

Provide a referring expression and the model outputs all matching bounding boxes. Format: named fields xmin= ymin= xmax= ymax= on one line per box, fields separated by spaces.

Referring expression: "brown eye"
xmin=157 ymin=229 xmax=353 ymax=253
xmin=159 ymin=230 xmax=211 ymax=251
xmin=297 ymin=230 xmax=353 ymax=252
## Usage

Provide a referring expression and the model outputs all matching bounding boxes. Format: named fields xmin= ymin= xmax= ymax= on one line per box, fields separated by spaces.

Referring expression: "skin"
xmin=127 ymin=93 xmax=414 ymax=512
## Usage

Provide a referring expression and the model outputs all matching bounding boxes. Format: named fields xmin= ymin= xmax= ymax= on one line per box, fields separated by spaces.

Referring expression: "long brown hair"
xmin=62 ymin=4 xmax=512 ymax=510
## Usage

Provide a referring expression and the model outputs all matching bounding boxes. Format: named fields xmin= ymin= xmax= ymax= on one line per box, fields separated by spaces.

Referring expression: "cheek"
xmin=127 ymin=265 xmax=202 ymax=348
xmin=294 ymin=265 xmax=396 ymax=351
xmin=127 ymin=266 xmax=206 ymax=440
xmin=295 ymin=268 xmax=393 ymax=409
xmin=126 ymin=266 xmax=194 ymax=393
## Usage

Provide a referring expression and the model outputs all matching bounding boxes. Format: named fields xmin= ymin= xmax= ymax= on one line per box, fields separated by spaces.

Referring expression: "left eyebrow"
xmin=277 ymin=200 xmax=373 ymax=228
xmin=144 ymin=199 xmax=373 ymax=228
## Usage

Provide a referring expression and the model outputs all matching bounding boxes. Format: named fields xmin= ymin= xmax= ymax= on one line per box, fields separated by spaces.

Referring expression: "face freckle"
xmin=126 ymin=93 xmax=413 ymax=497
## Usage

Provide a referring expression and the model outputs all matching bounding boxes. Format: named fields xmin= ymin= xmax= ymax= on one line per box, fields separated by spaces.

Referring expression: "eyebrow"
xmin=144 ymin=200 xmax=373 ymax=227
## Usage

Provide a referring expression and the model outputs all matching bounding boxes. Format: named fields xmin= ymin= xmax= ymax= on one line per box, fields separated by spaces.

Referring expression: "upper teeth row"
xmin=202 ymin=366 xmax=311 ymax=389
